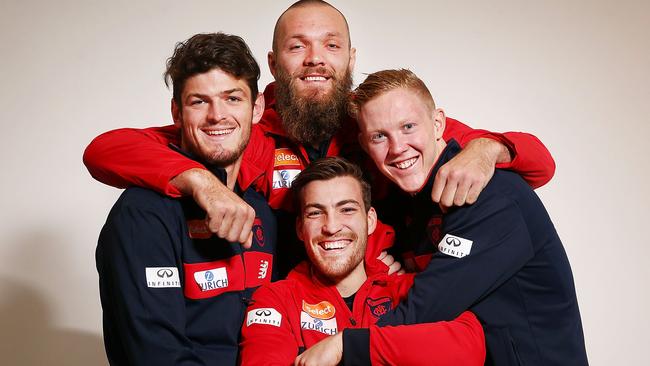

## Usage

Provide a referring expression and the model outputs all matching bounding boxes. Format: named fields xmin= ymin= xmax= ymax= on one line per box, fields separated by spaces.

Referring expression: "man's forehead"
xmin=274 ymin=3 xmax=350 ymax=45
xmin=182 ymin=69 xmax=251 ymax=96
xmin=301 ymin=176 xmax=363 ymax=207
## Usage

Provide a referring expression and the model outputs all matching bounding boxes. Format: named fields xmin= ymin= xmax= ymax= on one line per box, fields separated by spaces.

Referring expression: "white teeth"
xmin=394 ymin=157 xmax=417 ymax=169
xmin=205 ymin=129 xmax=234 ymax=136
xmin=304 ymin=76 xmax=327 ymax=81
xmin=322 ymin=240 xmax=348 ymax=250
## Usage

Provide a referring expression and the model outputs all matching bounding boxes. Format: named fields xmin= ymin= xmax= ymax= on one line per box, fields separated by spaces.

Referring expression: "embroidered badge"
xmin=145 ymin=267 xmax=181 ymax=288
xmin=247 ymin=308 xmax=282 ymax=327
xmin=438 ymin=234 xmax=473 ymax=258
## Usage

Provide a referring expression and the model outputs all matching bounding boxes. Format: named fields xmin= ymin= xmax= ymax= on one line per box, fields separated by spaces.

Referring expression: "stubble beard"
xmin=308 ymin=233 xmax=366 ymax=284
xmin=274 ymin=66 xmax=353 ymax=147
xmin=183 ymin=127 xmax=250 ymax=167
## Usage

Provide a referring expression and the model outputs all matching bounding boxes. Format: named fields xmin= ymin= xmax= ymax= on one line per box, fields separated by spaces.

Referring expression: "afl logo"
xmin=157 ymin=269 xmax=174 ymax=278
xmin=446 ymin=237 xmax=462 ymax=247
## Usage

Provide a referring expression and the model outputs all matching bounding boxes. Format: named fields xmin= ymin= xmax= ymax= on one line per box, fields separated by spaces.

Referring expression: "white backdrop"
xmin=1 ymin=0 xmax=648 ymax=364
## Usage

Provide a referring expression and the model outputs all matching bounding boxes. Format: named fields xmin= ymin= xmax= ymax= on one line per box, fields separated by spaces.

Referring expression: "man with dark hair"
xmin=240 ymin=157 xmax=485 ymax=366
xmin=84 ymin=0 xmax=556 ymax=277
xmin=96 ymin=33 xmax=276 ymax=365
xmin=350 ymin=69 xmax=588 ymax=365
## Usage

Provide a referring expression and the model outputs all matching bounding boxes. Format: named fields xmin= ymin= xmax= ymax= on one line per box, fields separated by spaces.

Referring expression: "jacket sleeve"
xmin=376 ymin=191 xmax=535 ymax=326
xmin=83 ymin=125 xmax=201 ymax=197
xmin=343 ymin=311 xmax=485 ymax=366
xmin=96 ymin=191 xmax=206 ymax=365
xmin=239 ymin=285 xmax=300 ymax=365
xmin=444 ymin=117 xmax=555 ymax=188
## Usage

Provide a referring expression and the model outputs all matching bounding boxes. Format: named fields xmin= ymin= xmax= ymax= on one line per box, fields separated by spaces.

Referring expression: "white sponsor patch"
xmin=146 ymin=267 xmax=181 ymax=288
xmin=300 ymin=311 xmax=338 ymax=335
xmin=193 ymin=267 xmax=229 ymax=291
xmin=438 ymin=234 xmax=473 ymax=258
xmin=247 ymin=308 xmax=282 ymax=327
xmin=272 ymin=169 xmax=301 ymax=189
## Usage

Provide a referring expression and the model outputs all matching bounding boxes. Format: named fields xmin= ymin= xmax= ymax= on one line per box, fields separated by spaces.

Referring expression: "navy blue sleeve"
xmin=377 ymin=191 xmax=535 ymax=326
xmin=96 ymin=190 xmax=207 ymax=365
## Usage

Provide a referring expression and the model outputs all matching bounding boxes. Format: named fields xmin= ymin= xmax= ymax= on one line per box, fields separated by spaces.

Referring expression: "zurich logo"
xmin=205 ymin=271 xmax=214 ymax=281
xmin=280 ymin=170 xmax=290 ymax=180
xmin=446 ymin=237 xmax=462 ymax=247
xmin=313 ymin=319 xmax=323 ymax=327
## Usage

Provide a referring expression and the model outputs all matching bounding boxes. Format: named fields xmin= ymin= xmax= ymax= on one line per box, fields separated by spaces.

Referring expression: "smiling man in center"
xmin=239 ymin=157 xmax=485 ymax=366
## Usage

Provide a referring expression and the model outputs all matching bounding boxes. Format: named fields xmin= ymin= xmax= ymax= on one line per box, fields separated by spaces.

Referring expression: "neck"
xmin=223 ymin=156 xmax=242 ymax=190
xmin=335 ymin=261 xmax=367 ymax=298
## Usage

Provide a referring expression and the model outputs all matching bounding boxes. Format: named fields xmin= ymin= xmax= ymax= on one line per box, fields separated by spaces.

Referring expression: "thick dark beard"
xmin=274 ymin=67 xmax=353 ymax=147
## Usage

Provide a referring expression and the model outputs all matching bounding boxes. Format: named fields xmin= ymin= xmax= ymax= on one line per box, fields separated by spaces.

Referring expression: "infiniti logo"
xmin=446 ymin=237 xmax=462 ymax=247
xmin=157 ymin=269 xmax=174 ymax=278
xmin=255 ymin=309 xmax=272 ymax=317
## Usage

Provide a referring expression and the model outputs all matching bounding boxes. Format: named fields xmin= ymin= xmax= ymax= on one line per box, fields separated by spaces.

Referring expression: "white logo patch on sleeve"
xmin=194 ymin=267 xmax=229 ymax=291
xmin=247 ymin=308 xmax=282 ymax=327
xmin=438 ymin=234 xmax=473 ymax=258
xmin=146 ymin=267 xmax=181 ymax=288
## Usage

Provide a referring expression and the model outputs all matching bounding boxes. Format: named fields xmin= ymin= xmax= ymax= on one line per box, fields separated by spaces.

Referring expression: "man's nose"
xmin=207 ymin=101 xmax=226 ymax=122
xmin=304 ymin=45 xmax=325 ymax=66
xmin=388 ymin=135 xmax=408 ymax=157
xmin=322 ymin=213 xmax=343 ymax=235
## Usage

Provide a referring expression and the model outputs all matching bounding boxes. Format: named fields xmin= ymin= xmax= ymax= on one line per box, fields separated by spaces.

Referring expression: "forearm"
xmin=343 ymin=312 xmax=485 ymax=366
xmin=83 ymin=125 xmax=204 ymax=197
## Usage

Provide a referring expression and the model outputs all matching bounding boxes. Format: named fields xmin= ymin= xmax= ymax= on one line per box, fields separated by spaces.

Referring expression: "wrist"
xmin=170 ymin=168 xmax=212 ymax=198
xmin=473 ymin=138 xmax=512 ymax=164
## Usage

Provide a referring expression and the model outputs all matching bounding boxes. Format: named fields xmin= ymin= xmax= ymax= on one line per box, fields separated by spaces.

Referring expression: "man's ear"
xmin=171 ymin=99 xmax=181 ymax=127
xmin=433 ymin=108 xmax=446 ymax=141
xmin=252 ymin=93 xmax=265 ymax=125
xmin=348 ymin=47 xmax=357 ymax=73
xmin=366 ymin=207 xmax=377 ymax=236
xmin=268 ymin=51 xmax=277 ymax=79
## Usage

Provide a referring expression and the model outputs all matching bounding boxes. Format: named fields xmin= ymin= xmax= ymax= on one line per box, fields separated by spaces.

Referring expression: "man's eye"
xmin=289 ymin=44 xmax=304 ymax=50
xmin=227 ymin=96 xmax=242 ymax=102
xmin=190 ymin=100 xmax=205 ymax=106
xmin=306 ymin=210 xmax=322 ymax=217
xmin=404 ymin=123 xmax=415 ymax=130
xmin=371 ymin=133 xmax=386 ymax=143
xmin=327 ymin=43 xmax=340 ymax=49
xmin=341 ymin=207 xmax=357 ymax=214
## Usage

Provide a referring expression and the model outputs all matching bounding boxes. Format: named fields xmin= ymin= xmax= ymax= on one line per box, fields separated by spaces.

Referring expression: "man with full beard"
xmin=84 ymin=0 xmax=555 ymax=276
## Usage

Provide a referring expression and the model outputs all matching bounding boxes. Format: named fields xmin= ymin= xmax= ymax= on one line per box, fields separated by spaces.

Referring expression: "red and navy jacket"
xmin=82 ymin=82 xmax=555 ymax=201
xmin=96 ymin=162 xmax=276 ymax=365
xmin=83 ymin=82 xmax=555 ymax=276
xmin=240 ymin=261 xmax=485 ymax=366
xmin=377 ymin=140 xmax=588 ymax=366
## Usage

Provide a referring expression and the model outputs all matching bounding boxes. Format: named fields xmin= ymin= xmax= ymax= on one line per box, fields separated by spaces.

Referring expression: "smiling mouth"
xmin=300 ymin=75 xmax=330 ymax=82
xmin=392 ymin=156 xmax=418 ymax=170
xmin=318 ymin=239 xmax=351 ymax=251
xmin=204 ymin=128 xmax=235 ymax=136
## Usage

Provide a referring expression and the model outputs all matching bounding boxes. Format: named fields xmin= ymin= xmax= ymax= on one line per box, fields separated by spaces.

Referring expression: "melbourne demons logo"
xmin=366 ymin=297 xmax=392 ymax=318
xmin=253 ymin=217 xmax=265 ymax=247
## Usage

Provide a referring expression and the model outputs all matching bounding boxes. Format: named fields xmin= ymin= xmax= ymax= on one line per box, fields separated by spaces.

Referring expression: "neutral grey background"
xmin=1 ymin=0 xmax=648 ymax=364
